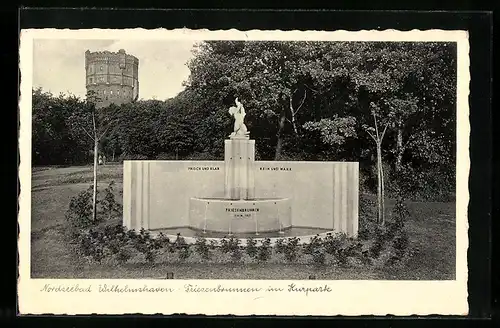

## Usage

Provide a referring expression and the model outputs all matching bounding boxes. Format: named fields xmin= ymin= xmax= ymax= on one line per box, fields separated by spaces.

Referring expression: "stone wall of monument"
xmin=84 ymin=49 xmax=139 ymax=108
xmin=123 ymin=160 xmax=359 ymax=237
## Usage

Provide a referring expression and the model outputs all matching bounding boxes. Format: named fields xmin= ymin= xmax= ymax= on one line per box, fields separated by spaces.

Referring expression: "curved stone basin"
xmin=189 ymin=197 xmax=291 ymax=234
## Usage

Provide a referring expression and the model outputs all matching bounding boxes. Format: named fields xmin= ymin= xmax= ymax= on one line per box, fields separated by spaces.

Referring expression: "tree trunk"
xmin=289 ymin=96 xmax=298 ymax=136
xmin=112 ymin=149 xmax=115 ymax=162
xmin=92 ymin=138 xmax=98 ymax=222
xmin=380 ymin=153 xmax=386 ymax=225
xmin=274 ymin=109 xmax=286 ymax=161
xmin=376 ymin=143 xmax=382 ymax=224
xmin=395 ymin=127 xmax=403 ymax=173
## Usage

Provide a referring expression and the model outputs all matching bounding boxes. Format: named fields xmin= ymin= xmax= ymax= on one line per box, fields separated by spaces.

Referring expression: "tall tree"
xmin=335 ymin=41 xmax=457 ymax=217
xmin=362 ymin=103 xmax=389 ymax=224
xmin=186 ymin=41 xmax=348 ymax=160
xmin=68 ymin=91 xmax=118 ymax=222
xmin=32 ymin=88 xmax=90 ymax=165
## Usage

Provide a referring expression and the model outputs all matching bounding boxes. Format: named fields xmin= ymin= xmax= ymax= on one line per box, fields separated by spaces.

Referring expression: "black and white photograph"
xmin=18 ymin=28 xmax=469 ymax=315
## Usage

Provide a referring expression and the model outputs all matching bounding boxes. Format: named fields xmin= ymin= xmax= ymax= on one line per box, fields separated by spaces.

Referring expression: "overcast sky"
xmin=32 ymin=39 xmax=197 ymax=100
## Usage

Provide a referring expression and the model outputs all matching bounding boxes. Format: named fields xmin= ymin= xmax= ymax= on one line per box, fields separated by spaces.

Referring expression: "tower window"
xmin=117 ymin=90 xmax=120 ymax=95
xmin=104 ymin=90 xmax=107 ymax=95
xmin=110 ymin=90 xmax=113 ymax=95
xmin=100 ymin=66 xmax=103 ymax=71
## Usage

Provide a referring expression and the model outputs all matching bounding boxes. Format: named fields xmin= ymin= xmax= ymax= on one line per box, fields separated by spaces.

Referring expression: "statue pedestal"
xmin=224 ymin=135 xmax=255 ymax=200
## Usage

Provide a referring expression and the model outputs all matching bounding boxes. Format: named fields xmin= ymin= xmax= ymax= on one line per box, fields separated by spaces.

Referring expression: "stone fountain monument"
xmin=188 ymin=98 xmax=291 ymax=235
xmin=123 ymin=98 xmax=359 ymax=241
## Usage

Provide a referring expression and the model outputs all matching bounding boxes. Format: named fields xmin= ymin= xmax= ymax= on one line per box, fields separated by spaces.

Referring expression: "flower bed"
xmin=65 ymin=181 xmax=416 ymax=269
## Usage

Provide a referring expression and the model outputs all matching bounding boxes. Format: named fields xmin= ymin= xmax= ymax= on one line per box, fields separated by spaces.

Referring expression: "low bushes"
xmin=65 ymin=181 xmax=122 ymax=230
xmin=66 ymin=181 xmax=416 ymax=268
xmin=69 ymin=225 xmax=414 ymax=267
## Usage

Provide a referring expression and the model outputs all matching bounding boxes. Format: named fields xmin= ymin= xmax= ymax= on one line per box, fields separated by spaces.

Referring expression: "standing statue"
xmin=228 ymin=97 xmax=250 ymax=137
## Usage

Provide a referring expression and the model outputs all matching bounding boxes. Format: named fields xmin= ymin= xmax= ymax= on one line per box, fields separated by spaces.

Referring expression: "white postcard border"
xmin=18 ymin=28 xmax=470 ymax=316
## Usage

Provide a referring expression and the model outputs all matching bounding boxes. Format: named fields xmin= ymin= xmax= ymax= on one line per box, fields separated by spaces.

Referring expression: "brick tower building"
xmin=85 ymin=49 xmax=139 ymax=108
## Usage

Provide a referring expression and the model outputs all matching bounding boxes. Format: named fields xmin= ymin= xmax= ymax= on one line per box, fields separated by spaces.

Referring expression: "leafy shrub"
xmin=220 ymin=236 xmax=242 ymax=262
xmin=230 ymin=246 xmax=242 ymax=262
xmin=359 ymin=194 xmax=378 ymax=228
xmin=178 ymin=244 xmax=192 ymax=260
xmin=115 ymin=245 xmax=133 ymax=264
xmin=324 ymin=232 xmax=344 ymax=255
xmin=76 ymin=230 xmax=94 ymax=257
xmin=283 ymin=237 xmax=300 ymax=262
xmin=173 ymin=233 xmax=186 ymax=248
xmin=66 ymin=185 xmax=99 ymax=229
xmin=77 ymin=228 xmax=107 ymax=263
xmin=311 ymin=247 xmax=326 ymax=266
xmin=274 ymin=238 xmax=286 ymax=254
xmin=369 ymin=224 xmax=387 ymax=258
xmin=323 ymin=233 xmax=360 ymax=266
xmin=341 ymin=241 xmax=363 ymax=267
xmin=194 ymin=236 xmax=211 ymax=260
xmin=105 ymin=234 xmax=123 ymax=255
xmin=208 ymin=239 xmax=219 ymax=250
xmin=139 ymin=227 xmax=149 ymax=239
xmin=384 ymin=197 xmax=412 ymax=266
xmin=134 ymin=229 xmax=164 ymax=263
xmin=156 ymin=232 xmax=172 ymax=251
xmin=66 ymin=180 xmax=123 ymax=242
xmin=245 ymin=237 xmax=258 ymax=258
xmin=100 ymin=181 xmax=121 ymax=220
xmin=257 ymin=238 xmax=272 ymax=262
xmin=220 ymin=236 xmax=240 ymax=254
xmin=391 ymin=231 xmax=410 ymax=259
xmin=104 ymin=227 xmax=137 ymax=264
xmin=389 ymin=198 xmax=409 ymax=230
xmin=125 ymin=228 xmax=138 ymax=241
xmin=130 ymin=228 xmax=155 ymax=263
xmin=304 ymin=235 xmax=323 ymax=255
xmin=357 ymin=221 xmax=377 ymax=240
xmin=91 ymin=245 xmax=106 ymax=263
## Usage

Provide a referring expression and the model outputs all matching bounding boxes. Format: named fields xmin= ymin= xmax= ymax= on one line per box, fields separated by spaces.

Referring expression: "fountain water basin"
xmin=189 ymin=197 xmax=291 ymax=235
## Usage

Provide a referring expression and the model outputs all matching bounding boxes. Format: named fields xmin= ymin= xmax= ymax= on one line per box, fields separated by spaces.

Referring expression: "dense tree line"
xmin=32 ymin=88 xmax=91 ymax=165
xmin=32 ymin=41 xmax=456 ymax=200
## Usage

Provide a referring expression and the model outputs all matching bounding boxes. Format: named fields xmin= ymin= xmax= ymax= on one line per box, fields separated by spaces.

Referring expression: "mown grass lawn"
xmin=30 ymin=164 xmax=456 ymax=280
